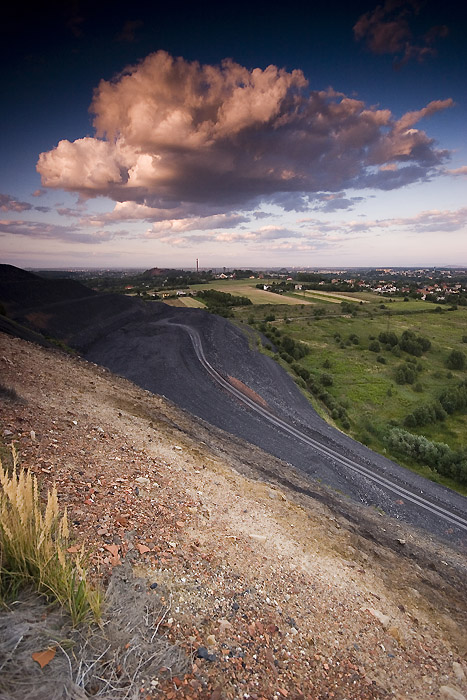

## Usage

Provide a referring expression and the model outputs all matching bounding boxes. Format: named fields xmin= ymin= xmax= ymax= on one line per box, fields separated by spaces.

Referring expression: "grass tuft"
xmin=0 ymin=446 xmax=101 ymax=625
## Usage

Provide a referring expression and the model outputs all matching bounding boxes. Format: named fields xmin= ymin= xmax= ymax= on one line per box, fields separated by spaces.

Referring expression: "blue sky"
xmin=1 ymin=0 xmax=466 ymax=269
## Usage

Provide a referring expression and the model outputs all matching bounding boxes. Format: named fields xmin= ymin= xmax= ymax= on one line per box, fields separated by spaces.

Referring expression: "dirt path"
xmin=1 ymin=332 xmax=466 ymax=700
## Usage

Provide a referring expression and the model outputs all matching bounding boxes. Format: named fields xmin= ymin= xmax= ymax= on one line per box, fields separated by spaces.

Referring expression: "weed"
xmin=0 ymin=447 xmax=101 ymax=625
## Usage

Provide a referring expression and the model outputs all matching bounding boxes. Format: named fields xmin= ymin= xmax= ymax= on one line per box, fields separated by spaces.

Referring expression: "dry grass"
xmin=0 ymin=447 xmax=101 ymax=625
xmin=0 ymin=563 xmax=190 ymax=700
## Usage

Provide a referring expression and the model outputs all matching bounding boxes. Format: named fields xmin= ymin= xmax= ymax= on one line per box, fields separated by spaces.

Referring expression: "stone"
xmin=387 ymin=626 xmax=404 ymax=646
xmin=196 ymin=646 xmax=217 ymax=662
xmin=135 ymin=476 xmax=150 ymax=486
xmin=439 ymin=686 xmax=466 ymax=700
xmin=453 ymin=663 xmax=466 ymax=682
xmin=363 ymin=607 xmax=391 ymax=628
xmin=218 ymin=619 xmax=232 ymax=635
xmin=249 ymin=534 xmax=267 ymax=543
xmin=30 ymin=430 xmax=36 ymax=441
xmin=206 ymin=634 xmax=216 ymax=646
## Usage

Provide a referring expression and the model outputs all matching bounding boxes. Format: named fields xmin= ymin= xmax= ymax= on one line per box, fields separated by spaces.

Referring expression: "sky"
xmin=1 ymin=0 xmax=466 ymax=269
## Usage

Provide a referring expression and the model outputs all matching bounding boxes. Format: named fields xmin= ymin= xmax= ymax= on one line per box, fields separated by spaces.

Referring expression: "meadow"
xmin=189 ymin=279 xmax=314 ymax=305
xmin=258 ymin=301 xmax=467 ymax=492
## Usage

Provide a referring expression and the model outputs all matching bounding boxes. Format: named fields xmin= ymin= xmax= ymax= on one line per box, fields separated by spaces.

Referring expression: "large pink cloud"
xmin=37 ymin=51 xmax=453 ymax=213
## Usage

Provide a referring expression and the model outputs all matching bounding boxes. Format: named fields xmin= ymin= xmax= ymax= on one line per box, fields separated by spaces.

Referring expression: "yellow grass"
xmin=300 ymin=290 xmax=368 ymax=303
xmin=0 ymin=447 xmax=101 ymax=624
xmin=190 ymin=281 xmax=313 ymax=305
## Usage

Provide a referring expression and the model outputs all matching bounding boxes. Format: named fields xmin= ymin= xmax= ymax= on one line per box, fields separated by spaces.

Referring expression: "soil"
xmin=1 ymin=332 xmax=466 ymax=700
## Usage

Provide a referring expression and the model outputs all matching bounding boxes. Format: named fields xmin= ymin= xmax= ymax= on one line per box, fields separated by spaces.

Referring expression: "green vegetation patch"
xmin=251 ymin=302 xmax=467 ymax=492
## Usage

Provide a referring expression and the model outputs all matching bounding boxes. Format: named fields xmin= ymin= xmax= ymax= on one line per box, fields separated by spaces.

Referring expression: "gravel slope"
xmin=1 ymin=333 xmax=467 ymax=700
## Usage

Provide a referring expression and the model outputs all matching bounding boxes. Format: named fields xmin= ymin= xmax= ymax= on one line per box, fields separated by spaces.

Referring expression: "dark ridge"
xmin=0 ymin=264 xmax=168 ymax=351
xmin=0 ymin=264 xmax=97 ymax=312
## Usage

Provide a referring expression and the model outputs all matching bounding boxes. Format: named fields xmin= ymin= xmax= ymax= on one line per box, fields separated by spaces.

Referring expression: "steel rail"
xmin=167 ymin=321 xmax=467 ymax=532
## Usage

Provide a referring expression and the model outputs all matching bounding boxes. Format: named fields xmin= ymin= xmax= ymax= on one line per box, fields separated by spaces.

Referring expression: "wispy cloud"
xmin=0 ymin=193 xmax=32 ymax=212
xmin=299 ymin=207 xmax=467 ymax=237
xmin=37 ymin=50 xmax=453 ymax=222
xmin=0 ymin=219 xmax=130 ymax=244
xmin=354 ymin=0 xmax=448 ymax=68
xmin=445 ymin=166 xmax=467 ymax=176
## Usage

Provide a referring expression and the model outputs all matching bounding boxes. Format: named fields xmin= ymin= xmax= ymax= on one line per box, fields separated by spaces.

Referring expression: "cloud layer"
xmin=37 ymin=50 xmax=453 ymax=220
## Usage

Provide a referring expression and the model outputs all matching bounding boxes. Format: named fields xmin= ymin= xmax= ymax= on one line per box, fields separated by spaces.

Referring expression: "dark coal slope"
xmin=84 ymin=305 xmax=467 ymax=544
xmin=2 ymin=266 xmax=466 ymax=545
xmin=0 ymin=264 xmax=166 ymax=351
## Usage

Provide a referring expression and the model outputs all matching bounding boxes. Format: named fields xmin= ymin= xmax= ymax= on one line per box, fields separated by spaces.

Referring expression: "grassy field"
xmin=253 ymin=301 xmax=467 ymax=493
xmin=162 ymin=296 xmax=207 ymax=308
xmin=189 ymin=280 xmax=314 ymax=305
xmin=292 ymin=289 xmax=369 ymax=303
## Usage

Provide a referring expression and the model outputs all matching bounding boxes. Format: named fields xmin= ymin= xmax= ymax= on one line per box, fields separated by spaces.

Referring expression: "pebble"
xmin=2 ymin=429 xmax=13 ymax=436
xmin=363 ymin=607 xmax=391 ymax=628
xmin=135 ymin=476 xmax=150 ymax=486
xmin=439 ymin=686 xmax=466 ymax=700
xmin=453 ymin=663 xmax=466 ymax=682
xmin=249 ymin=534 xmax=267 ymax=543
xmin=206 ymin=634 xmax=217 ymax=646
xmin=196 ymin=646 xmax=217 ymax=662
xmin=30 ymin=430 xmax=36 ymax=441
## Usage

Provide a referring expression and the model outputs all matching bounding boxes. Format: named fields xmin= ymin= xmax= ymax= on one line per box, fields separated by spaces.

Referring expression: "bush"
xmin=368 ymin=340 xmax=380 ymax=352
xmin=378 ymin=331 xmax=398 ymax=347
xmin=399 ymin=330 xmax=431 ymax=357
xmin=446 ymin=349 xmax=466 ymax=370
xmin=320 ymin=372 xmax=333 ymax=387
xmin=385 ymin=427 xmax=467 ymax=484
xmin=376 ymin=355 xmax=386 ymax=364
xmin=395 ymin=365 xmax=416 ymax=384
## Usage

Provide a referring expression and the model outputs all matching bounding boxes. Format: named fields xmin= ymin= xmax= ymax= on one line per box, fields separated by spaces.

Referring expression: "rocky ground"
xmin=0 ymin=332 xmax=466 ymax=700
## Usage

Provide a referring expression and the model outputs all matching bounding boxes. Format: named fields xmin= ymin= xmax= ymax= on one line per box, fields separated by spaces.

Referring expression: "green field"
xmin=189 ymin=279 xmax=314 ymax=305
xmin=253 ymin=301 xmax=467 ymax=493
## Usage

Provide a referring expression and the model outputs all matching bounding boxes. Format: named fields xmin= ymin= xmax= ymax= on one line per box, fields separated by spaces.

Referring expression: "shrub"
xmin=399 ymin=330 xmax=431 ymax=357
xmin=385 ymin=427 xmax=467 ymax=484
xmin=378 ymin=331 xmax=398 ymax=347
xmin=376 ymin=355 xmax=386 ymax=364
xmin=368 ymin=340 xmax=380 ymax=352
xmin=395 ymin=365 xmax=416 ymax=384
xmin=0 ymin=449 xmax=101 ymax=624
xmin=446 ymin=349 xmax=466 ymax=370
xmin=320 ymin=372 xmax=333 ymax=387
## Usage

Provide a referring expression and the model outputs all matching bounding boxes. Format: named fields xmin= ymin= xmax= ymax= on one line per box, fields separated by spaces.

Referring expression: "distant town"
xmin=33 ymin=266 xmax=467 ymax=306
